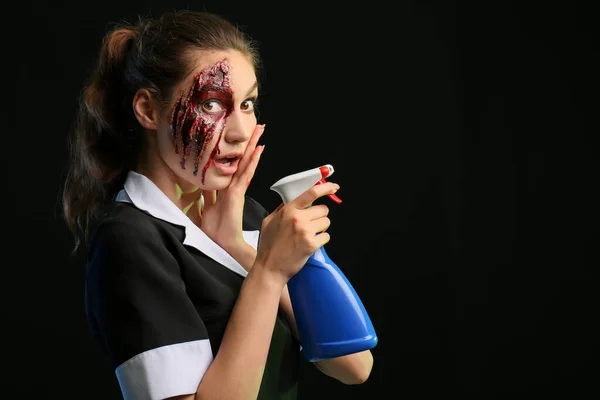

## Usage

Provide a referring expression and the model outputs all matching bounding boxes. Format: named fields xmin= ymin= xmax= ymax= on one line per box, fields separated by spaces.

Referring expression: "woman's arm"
xmin=197 ymin=266 xmax=287 ymax=399
xmin=280 ymin=285 xmax=374 ymax=384
xmin=228 ymin=243 xmax=374 ymax=386
xmin=171 ymin=265 xmax=287 ymax=400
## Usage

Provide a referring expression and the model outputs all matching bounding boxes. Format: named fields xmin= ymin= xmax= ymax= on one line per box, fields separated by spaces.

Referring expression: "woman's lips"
xmin=212 ymin=157 xmax=240 ymax=175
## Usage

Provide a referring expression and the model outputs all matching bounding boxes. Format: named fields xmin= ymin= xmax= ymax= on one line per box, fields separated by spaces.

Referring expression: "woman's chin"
xmin=186 ymin=171 xmax=232 ymax=191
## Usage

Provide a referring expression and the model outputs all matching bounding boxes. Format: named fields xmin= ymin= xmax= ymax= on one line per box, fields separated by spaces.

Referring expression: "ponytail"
xmin=62 ymin=25 xmax=140 ymax=254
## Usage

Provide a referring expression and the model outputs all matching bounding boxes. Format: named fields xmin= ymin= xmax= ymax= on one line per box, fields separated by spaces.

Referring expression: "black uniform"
xmin=85 ymin=171 xmax=300 ymax=399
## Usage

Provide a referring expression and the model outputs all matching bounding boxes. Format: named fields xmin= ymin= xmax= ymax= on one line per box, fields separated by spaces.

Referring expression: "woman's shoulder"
xmin=90 ymin=202 xmax=171 ymax=251
xmin=86 ymin=202 xmax=181 ymax=280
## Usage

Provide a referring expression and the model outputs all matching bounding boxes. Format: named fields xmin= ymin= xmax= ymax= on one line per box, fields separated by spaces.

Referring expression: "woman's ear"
xmin=132 ymin=88 xmax=159 ymax=130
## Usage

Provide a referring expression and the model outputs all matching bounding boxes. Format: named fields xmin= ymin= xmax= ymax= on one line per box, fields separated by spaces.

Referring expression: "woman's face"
xmin=156 ymin=49 xmax=258 ymax=190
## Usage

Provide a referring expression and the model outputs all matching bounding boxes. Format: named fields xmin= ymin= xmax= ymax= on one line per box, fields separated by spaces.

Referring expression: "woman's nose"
xmin=223 ymin=111 xmax=252 ymax=143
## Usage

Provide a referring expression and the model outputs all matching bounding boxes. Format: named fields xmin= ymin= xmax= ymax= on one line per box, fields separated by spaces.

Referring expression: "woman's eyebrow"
xmin=244 ymin=81 xmax=258 ymax=97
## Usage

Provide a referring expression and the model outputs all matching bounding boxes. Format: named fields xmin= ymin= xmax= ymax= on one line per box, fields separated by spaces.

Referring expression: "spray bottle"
xmin=270 ymin=164 xmax=378 ymax=362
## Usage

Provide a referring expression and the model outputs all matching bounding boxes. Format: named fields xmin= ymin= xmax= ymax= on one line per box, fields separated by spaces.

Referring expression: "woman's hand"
xmin=253 ymin=181 xmax=340 ymax=283
xmin=200 ymin=124 xmax=265 ymax=255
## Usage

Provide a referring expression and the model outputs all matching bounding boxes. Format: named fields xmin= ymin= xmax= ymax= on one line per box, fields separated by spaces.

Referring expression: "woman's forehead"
xmin=184 ymin=50 xmax=257 ymax=96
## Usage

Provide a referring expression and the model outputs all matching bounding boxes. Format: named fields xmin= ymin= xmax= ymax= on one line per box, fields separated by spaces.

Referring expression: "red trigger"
xmin=315 ymin=178 xmax=342 ymax=204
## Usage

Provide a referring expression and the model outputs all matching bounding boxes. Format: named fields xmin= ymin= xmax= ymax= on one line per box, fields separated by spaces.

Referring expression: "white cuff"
xmin=116 ymin=339 xmax=213 ymax=400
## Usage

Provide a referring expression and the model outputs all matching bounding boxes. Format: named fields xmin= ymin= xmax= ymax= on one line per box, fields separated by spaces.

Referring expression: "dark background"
xmin=1 ymin=0 xmax=596 ymax=398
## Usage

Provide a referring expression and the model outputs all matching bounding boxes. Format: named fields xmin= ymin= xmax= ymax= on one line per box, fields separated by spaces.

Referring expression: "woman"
xmin=62 ymin=10 xmax=373 ymax=400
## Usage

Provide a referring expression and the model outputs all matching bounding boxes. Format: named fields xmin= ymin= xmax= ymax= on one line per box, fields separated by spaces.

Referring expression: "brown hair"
xmin=62 ymin=10 xmax=261 ymax=253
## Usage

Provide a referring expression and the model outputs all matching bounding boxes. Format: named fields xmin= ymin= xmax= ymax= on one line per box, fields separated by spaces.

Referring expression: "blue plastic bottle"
xmin=270 ymin=164 xmax=378 ymax=362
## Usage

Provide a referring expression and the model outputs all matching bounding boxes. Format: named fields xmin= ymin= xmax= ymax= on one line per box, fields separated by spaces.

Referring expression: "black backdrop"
xmin=1 ymin=0 xmax=596 ymax=398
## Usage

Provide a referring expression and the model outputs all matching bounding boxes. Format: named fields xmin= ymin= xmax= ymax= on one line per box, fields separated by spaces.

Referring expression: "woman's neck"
xmin=176 ymin=183 xmax=204 ymax=225
xmin=136 ymin=140 xmax=204 ymax=225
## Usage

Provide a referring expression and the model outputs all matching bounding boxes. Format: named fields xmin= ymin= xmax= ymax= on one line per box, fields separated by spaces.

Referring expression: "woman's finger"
xmin=300 ymin=204 xmax=329 ymax=221
xmin=236 ymin=124 xmax=265 ymax=176
xmin=313 ymin=231 xmax=331 ymax=248
xmin=290 ymin=182 xmax=340 ymax=210
xmin=202 ymin=189 xmax=217 ymax=209
xmin=235 ymin=144 xmax=264 ymax=191
xmin=308 ymin=216 xmax=331 ymax=234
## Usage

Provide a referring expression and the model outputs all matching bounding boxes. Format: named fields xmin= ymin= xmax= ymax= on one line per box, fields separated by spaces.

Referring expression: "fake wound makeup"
xmin=170 ymin=60 xmax=234 ymax=183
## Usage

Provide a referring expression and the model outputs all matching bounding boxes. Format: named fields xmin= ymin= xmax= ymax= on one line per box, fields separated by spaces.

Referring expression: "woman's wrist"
xmin=224 ymin=241 xmax=257 ymax=271
xmin=247 ymin=260 xmax=288 ymax=292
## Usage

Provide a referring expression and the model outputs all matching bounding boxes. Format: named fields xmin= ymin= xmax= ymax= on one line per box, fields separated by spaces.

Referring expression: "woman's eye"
xmin=201 ymin=100 xmax=224 ymax=113
xmin=241 ymin=99 xmax=255 ymax=112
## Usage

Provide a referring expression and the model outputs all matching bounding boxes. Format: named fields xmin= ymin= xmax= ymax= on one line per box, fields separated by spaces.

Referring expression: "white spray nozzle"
xmin=270 ymin=164 xmax=336 ymax=204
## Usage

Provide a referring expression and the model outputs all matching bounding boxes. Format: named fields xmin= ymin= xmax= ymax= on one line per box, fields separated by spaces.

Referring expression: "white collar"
xmin=115 ymin=171 xmax=259 ymax=278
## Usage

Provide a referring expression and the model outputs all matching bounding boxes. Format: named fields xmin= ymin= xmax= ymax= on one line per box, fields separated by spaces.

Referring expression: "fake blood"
xmin=169 ymin=60 xmax=234 ymax=183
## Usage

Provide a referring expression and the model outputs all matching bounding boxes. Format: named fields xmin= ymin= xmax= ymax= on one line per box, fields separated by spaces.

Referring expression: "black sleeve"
xmin=242 ymin=195 xmax=270 ymax=232
xmin=85 ymin=218 xmax=213 ymax=400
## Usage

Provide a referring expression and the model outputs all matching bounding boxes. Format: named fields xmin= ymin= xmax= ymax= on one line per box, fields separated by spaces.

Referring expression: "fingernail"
xmin=333 ymin=184 xmax=340 ymax=190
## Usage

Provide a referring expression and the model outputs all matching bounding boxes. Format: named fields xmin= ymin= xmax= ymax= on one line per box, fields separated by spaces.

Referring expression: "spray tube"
xmin=270 ymin=165 xmax=378 ymax=362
